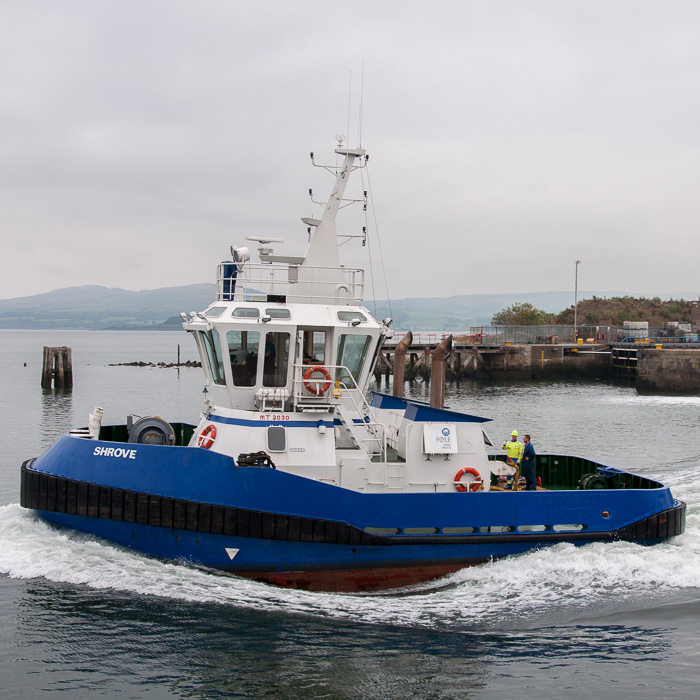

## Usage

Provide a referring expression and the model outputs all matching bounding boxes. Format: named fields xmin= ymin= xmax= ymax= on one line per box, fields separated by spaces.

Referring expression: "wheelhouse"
xmin=187 ymin=300 xmax=385 ymax=413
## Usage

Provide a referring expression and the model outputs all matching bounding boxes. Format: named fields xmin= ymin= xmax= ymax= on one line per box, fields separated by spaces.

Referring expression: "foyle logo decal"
xmin=93 ymin=446 xmax=137 ymax=459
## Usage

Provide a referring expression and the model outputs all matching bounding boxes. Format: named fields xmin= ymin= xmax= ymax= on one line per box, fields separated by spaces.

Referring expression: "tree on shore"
xmin=492 ymin=303 xmax=554 ymax=326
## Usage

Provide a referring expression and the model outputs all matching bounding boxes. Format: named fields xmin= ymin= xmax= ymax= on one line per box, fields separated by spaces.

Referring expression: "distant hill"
xmin=553 ymin=296 xmax=700 ymax=327
xmin=0 ymin=284 xmax=696 ymax=330
xmin=370 ymin=291 xmax=632 ymax=330
xmin=0 ymin=284 xmax=216 ymax=329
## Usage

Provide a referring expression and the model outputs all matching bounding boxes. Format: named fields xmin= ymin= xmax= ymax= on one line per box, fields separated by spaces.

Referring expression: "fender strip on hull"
xmin=21 ymin=461 xmax=686 ymax=548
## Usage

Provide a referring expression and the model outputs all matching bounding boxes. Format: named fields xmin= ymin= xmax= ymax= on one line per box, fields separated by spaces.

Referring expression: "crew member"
xmin=522 ymin=434 xmax=537 ymax=491
xmin=501 ymin=430 xmax=523 ymax=489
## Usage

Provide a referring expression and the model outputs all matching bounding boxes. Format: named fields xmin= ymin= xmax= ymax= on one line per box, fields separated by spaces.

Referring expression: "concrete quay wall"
xmin=636 ymin=348 xmax=700 ymax=393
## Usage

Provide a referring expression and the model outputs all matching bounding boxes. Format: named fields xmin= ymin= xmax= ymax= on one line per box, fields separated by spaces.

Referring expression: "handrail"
xmin=217 ymin=262 xmax=365 ymax=305
xmin=617 ymin=336 xmax=699 ymax=346
xmin=291 ymin=362 xmax=386 ymax=459
xmin=384 ymin=327 xmax=698 ymax=347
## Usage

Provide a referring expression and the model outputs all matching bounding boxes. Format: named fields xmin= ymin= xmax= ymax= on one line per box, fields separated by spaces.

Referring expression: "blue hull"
xmin=22 ymin=433 xmax=685 ymax=591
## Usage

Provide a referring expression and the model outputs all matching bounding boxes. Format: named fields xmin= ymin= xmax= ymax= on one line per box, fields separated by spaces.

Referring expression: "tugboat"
xmin=21 ymin=141 xmax=685 ymax=592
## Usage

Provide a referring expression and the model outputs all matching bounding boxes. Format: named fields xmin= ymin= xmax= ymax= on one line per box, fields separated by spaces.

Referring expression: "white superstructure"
xmin=182 ymin=144 xmax=492 ymax=494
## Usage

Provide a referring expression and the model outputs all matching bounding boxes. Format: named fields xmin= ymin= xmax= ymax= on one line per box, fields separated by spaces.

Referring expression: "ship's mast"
xmin=293 ymin=145 xmax=366 ymax=303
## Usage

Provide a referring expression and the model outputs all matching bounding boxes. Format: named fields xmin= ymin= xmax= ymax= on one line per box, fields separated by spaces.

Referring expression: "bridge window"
xmin=301 ymin=330 xmax=326 ymax=364
xmin=337 ymin=334 xmax=372 ymax=383
xmin=337 ymin=311 xmax=366 ymax=323
xmin=227 ymin=330 xmax=259 ymax=387
xmin=266 ymin=308 xmax=291 ymax=319
xmin=232 ymin=308 xmax=260 ymax=318
xmin=201 ymin=329 xmax=226 ymax=386
xmin=263 ymin=332 xmax=290 ymax=387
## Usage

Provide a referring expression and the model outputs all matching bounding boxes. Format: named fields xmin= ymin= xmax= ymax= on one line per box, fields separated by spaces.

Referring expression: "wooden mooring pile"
xmin=376 ymin=345 xmax=491 ymax=381
xmin=41 ymin=346 xmax=73 ymax=390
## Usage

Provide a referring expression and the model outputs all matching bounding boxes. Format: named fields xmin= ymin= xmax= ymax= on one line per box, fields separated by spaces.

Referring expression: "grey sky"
xmin=1 ymin=0 xmax=699 ymax=302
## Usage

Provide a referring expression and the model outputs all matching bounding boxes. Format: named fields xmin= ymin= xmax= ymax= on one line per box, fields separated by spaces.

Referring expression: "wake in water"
xmin=2 ymin=471 xmax=699 ymax=632
xmin=604 ymin=395 xmax=700 ymax=407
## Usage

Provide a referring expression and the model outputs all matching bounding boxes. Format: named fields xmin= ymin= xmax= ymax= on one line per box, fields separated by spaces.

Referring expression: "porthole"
xmin=364 ymin=526 xmax=401 ymax=535
xmin=516 ymin=525 xmax=549 ymax=533
xmin=267 ymin=426 xmax=286 ymax=452
xmin=552 ymin=523 xmax=586 ymax=532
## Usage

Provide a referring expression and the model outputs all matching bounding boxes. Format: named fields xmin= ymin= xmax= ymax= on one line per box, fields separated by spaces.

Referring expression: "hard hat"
xmin=511 ymin=430 xmax=518 ymax=436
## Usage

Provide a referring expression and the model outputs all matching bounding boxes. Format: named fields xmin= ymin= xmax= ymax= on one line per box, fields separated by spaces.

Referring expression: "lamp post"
xmin=574 ymin=259 xmax=582 ymax=340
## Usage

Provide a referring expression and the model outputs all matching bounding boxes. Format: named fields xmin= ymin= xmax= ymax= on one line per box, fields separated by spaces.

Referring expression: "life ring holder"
xmin=454 ymin=467 xmax=483 ymax=492
xmin=197 ymin=424 xmax=217 ymax=449
xmin=303 ymin=366 xmax=332 ymax=395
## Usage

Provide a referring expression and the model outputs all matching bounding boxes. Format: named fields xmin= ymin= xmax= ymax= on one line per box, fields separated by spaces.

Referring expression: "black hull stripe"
xmin=20 ymin=461 xmax=686 ymax=546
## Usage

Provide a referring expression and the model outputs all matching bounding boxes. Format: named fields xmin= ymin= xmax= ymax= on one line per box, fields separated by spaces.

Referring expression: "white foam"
xmin=3 ymin=495 xmax=700 ymax=631
xmin=605 ymin=394 xmax=700 ymax=407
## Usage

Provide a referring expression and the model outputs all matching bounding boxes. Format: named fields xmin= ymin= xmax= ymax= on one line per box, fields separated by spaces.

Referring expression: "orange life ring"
xmin=475 ymin=333 xmax=482 ymax=343
xmin=303 ymin=366 xmax=332 ymax=395
xmin=454 ymin=467 xmax=482 ymax=492
xmin=197 ymin=424 xmax=217 ymax=449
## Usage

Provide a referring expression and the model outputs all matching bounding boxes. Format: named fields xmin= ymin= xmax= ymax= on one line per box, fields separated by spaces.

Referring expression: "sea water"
xmin=1 ymin=330 xmax=699 ymax=698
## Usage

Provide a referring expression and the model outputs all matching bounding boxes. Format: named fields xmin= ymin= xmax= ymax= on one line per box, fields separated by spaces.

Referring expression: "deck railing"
xmin=488 ymin=453 xmax=664 ymax=490
xmin=291 ymin=362 xmax=386 ymax=458
xmin=217 ymin=262 xmax=364 ymax=305
xmin=386 ymin=325 xmax=697 ymax=346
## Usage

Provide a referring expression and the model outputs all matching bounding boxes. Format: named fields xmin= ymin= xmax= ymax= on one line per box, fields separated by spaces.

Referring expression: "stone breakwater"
xmin=108 ymin=360 xmax=202 ymax=368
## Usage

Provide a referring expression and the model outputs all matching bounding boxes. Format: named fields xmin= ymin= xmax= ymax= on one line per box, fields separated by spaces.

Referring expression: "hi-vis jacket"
xmin=501 ymin=439 xmax=524 ymax=462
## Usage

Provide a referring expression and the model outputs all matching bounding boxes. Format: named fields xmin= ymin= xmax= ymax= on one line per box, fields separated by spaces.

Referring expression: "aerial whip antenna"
xmin=347 ymin=71 xmax=353 ymax=148
xmin=358 ymin=59 xmax=365 ymax=147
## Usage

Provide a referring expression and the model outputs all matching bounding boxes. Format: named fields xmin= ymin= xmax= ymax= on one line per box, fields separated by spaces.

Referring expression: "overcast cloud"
xmin=1 ymin=0 xmax=699 ymax=302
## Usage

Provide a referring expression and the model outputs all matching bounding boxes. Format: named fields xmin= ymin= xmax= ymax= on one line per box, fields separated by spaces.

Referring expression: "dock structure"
xmin=614 ymin=344 xmax=700 ymax=393
xmin=41 ymin=346 xmax=73 ymax=390
xmin=635 ymin=348 xmax=700 ymax=393
xmin=376 ymin=339 xmax=609 ymax=382
xmin=377 ymin=332 xmax=700 ymax=393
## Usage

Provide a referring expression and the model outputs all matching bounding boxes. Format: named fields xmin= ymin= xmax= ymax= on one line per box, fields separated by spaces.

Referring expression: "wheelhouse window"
xmin=232 ymin=308 xmax=260 ymax=318
xmin=227 ymin=330 xmax=260 ymax=387
xmin=337 ymin=311 xmax=366 ymax=323
xmin=301 ymin=330 xmax=326 ymax=364
xmin=337 ymin=334 xmax=372 ymax=384
xmin=265 ymin=308 xmax=291 ymax=319
xmin=263 ymin=332 xmax=290 ymax=387
xmin=205 ymin=307 xmax=226 ymax=318
xmin=201 ymin=329 xmax=226 ymax=385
